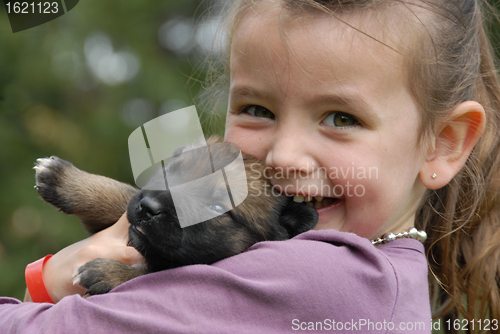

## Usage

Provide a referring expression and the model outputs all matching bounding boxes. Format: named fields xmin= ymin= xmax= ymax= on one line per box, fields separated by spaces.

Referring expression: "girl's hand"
xmin=37 ymin=213 xmax=145 ymax=303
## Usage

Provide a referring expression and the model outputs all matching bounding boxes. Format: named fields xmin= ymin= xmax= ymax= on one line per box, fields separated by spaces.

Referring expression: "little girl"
xmin=1 ymin=0 xmax=499 ymax=333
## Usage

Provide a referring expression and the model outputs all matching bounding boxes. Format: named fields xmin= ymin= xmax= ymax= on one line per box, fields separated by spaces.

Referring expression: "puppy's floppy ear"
xmin=279 ymin=200 xmax=318 ymax=237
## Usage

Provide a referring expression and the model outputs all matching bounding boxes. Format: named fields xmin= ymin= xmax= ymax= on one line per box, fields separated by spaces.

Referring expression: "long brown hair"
xmin=206 ymin=0 xmax=500 ymax=330
xmin=408 ymin=1 xmax=500 ymax=329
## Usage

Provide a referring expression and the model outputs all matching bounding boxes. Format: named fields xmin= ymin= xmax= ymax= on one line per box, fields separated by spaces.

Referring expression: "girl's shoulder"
xmin=41 ymin=229 xmax=430 ymax=333
xmin=210 ymin=228 xmax=428 ymax=293
xmin=215 ymin=229 xmax=431 ymax=330
xmin=242 ymin=228 xmax=428 ymax=274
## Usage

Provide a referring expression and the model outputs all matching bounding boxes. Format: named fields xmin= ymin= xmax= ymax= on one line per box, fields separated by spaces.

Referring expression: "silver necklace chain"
xmin=371 ymin=227 xmax=427 ymax=246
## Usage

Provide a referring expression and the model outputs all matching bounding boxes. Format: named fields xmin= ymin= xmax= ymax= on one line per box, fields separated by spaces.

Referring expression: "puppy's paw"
xmin=73 ymin=258 xmax=147 ymax=296
xmin=34 ymin=156 xmax=76 ymax=214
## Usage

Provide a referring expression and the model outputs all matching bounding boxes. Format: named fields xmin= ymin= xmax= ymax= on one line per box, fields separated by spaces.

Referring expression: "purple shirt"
xmin=0 ymin=230 xmax=431 ymax=333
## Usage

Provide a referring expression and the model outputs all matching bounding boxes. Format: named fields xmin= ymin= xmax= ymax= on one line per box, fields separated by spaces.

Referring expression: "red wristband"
xmin=25 ymin=255 xmax=54 ymax=303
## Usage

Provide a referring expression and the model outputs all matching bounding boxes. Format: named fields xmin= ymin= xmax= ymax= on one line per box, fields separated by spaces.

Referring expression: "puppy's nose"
xmin=136 ymin=196 xmax=162 ymax=218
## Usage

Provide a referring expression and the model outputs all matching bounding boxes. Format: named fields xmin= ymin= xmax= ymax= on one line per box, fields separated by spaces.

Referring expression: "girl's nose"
xmin=265 ymin=134 xmax=317 ymax=178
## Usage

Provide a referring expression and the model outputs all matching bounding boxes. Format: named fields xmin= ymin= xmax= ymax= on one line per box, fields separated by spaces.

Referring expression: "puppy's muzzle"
xmin=136 ymin=196 xmax=162 ymax=219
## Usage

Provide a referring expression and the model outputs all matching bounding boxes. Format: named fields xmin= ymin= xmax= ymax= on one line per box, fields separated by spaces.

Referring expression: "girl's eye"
xmin=240 ymin=105 xmax=275 ymax=120
xmin=323 ymin=112 xmax=358 ymax=128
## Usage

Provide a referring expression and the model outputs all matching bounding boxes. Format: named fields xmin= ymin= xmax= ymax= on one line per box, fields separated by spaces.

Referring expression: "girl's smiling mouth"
xmin=283 ymin=193 xmax=344 ymax=230
xmin=291 ymin=194 xmax=338 ymax=209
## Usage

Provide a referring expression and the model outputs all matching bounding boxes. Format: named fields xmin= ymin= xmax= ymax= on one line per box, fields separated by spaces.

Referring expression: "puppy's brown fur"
xmin=34 ymin=158 xmax=136 ymax=234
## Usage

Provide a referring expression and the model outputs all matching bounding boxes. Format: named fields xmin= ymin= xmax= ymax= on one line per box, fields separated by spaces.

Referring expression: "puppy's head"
xmin=127 ymin=137 xmax=318 ymax=272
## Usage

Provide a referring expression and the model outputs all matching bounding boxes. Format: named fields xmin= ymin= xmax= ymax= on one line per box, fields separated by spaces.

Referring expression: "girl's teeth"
xmin=292 ymin=194 xmax=335 ymax=208
xmin=293 ymin=195 xmax=305 ymax=203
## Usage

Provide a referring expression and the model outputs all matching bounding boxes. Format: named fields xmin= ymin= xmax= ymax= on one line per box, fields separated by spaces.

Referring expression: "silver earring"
xmin=431 ymin=173 xmax=437 ymax=179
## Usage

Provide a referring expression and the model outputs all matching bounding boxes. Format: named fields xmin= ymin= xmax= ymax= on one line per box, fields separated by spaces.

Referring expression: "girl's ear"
xmin=420 ymin=101 xmax=486 ymax=190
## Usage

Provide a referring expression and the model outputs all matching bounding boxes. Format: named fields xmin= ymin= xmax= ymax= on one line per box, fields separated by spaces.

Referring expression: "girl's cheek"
xmin=224 ymin=127 xmax=258 ymax=157
xmin=225 ymin=122 xmax=271 ymax=160
xmin=223 ymin=118 xmax=244 ymax=145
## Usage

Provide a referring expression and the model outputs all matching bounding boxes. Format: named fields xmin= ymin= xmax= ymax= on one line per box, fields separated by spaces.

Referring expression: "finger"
xmin=102 ymin=212 xmax=130 ymax=240
xmin=101 ymin=213 xmax=146 ymax=265
xmin=115 ymin=212 xmax=130 ymax=228
xmin=23 ymin=288 xmax=32 ymax=302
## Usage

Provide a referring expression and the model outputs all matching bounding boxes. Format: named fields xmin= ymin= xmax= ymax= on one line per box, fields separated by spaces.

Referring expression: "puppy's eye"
xmin=209 ymin=204 xmax=228 ymax=214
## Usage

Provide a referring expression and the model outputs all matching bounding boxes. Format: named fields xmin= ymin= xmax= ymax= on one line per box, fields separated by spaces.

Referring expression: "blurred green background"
xmin=0 ymin=0 xmax=499 ymax=306
xmin=0 ymin=0 xmax=227 ymax=300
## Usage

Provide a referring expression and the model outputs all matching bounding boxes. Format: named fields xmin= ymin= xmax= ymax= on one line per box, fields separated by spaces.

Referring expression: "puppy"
xmin=34 ymin=136 xmax=318 ymax=296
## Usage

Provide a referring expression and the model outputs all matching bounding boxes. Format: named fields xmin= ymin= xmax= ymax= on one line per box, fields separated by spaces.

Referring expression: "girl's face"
xmin=224 ymin=6 xmax=428 ymax=239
